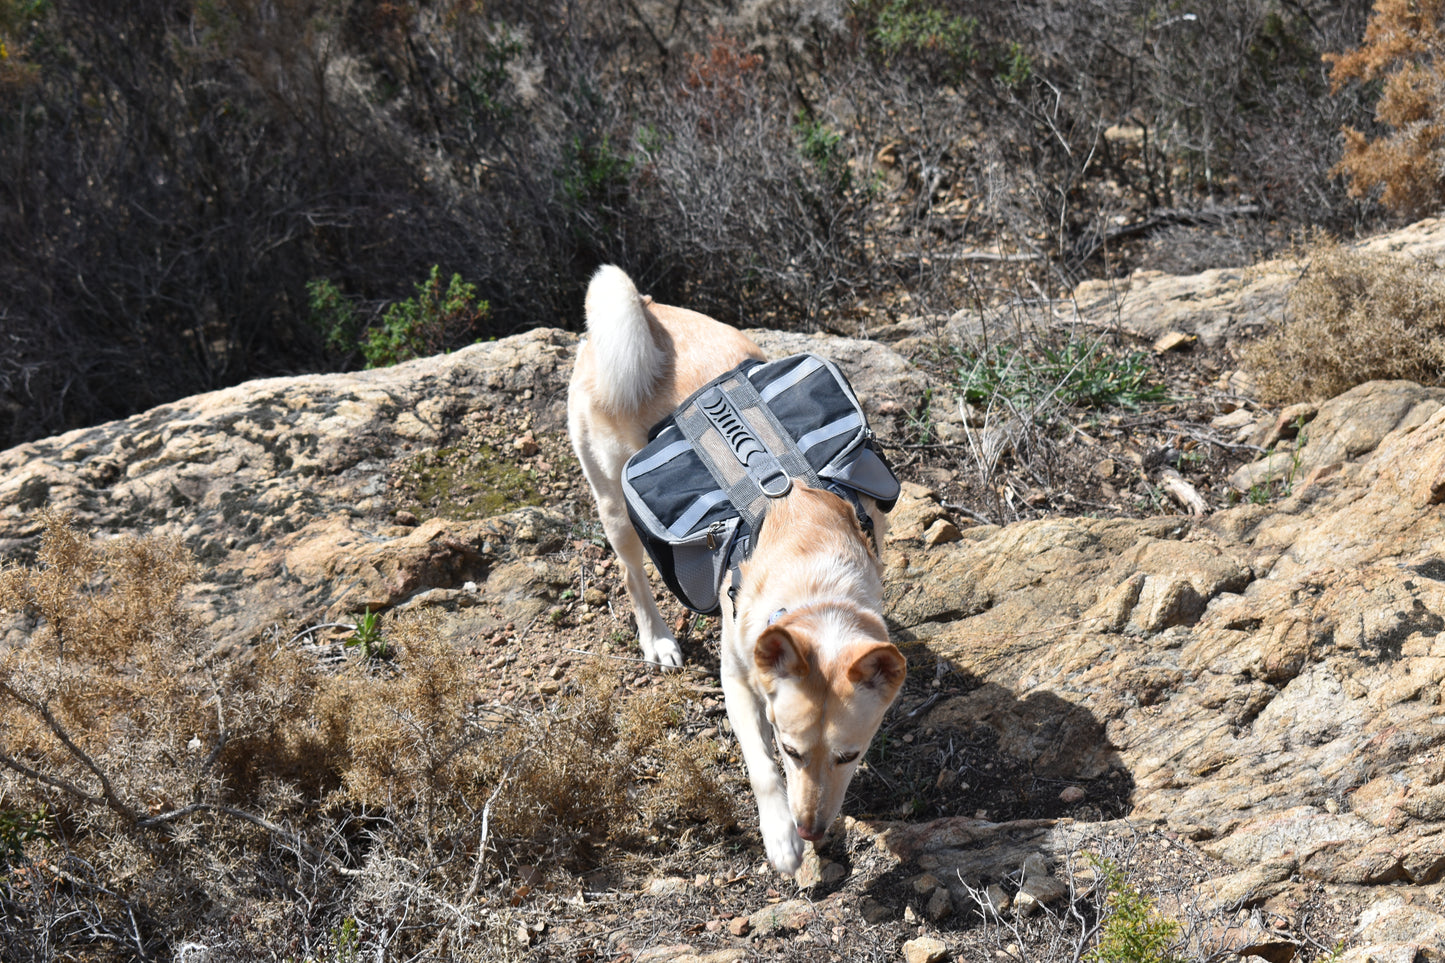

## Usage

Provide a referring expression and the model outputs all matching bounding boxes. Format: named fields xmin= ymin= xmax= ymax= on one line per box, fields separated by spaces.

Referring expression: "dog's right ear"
xmin=755 ymin=626 xmax=810 ymax=681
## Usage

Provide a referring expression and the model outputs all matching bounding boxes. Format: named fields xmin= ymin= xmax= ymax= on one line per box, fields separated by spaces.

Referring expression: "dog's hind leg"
xmin=574 ymin=441 xmax=683 ymax=668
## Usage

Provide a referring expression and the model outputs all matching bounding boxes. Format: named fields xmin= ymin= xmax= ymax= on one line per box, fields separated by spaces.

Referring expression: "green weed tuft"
xmin=954 ymin=340 xmax=1166 ymax=411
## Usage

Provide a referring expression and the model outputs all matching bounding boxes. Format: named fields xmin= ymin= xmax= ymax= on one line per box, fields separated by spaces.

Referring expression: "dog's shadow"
xmin=847 ymin=654 xmax=1132 ymax=826
xmin=822 ymin=649 xmax=1136 ymax=923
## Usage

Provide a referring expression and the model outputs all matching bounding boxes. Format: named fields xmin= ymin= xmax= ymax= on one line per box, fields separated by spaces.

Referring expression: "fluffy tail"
xmin=583 ymin=265 xmax=666 ymax=413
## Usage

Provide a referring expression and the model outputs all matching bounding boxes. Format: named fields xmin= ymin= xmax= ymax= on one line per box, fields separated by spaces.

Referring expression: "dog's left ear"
xmin=846 ymin=643 xmax=906 ymax=696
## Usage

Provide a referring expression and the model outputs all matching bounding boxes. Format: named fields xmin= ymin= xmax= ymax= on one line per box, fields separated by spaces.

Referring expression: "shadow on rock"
xmin=838 ymin=655 xmax=1135 ymax=932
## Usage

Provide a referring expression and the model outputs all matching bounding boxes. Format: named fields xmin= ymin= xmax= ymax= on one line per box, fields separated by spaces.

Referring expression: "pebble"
xmin=902 ymin=935 xmax=948 ymax=963
xmin=926 ymin=886 xmax=953 ymax=922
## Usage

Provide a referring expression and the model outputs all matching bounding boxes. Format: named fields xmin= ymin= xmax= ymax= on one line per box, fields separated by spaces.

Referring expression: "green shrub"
xmin=306 ymin=277 xmax=360 ymax=355
xmin=560 ymin=133 xmax=634 ymax=209
xmin=795 ymin=112 xmax=852 ymax=191
xmin=871 ymin=0 xmax=978 ymax=66
xmin=309 ymin=267 xmax=489 ymax=369
xmin=363 ymin=266 xmax=489 ymax=369
xmin=1086 ymin=857 xmax=1184 ymax=963
xmin=0 ymin=806 xmax=47 ymax=873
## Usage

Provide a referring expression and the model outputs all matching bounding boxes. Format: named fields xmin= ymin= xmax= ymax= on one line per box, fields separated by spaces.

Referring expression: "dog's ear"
xmin=755 ymin=626 xmax=810 ymax=681
xmin=846 ymin=643 xmax=906 ymax=697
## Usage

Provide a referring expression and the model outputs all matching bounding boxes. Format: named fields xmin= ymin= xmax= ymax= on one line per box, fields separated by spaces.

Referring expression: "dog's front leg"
xmin=720 ymin=651 xmax=803 ymax=875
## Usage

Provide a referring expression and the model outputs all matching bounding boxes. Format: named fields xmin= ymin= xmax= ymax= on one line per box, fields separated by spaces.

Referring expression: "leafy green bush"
xmin=795 ymin=112 xmax=852 ymax=191
xmin=1086 ymin=857 xmax=1184 ymax=963
xmin=363 ymin=267 xmax=488 ymax=368
xmin=871 ymin=0 xmax=978 ymax=67
xmin=0 ymin=806 xmax=47 ymax=873
xmin=310 ymin=267 xmax=490 ymax=368
xmin=306 ymin=277 xmax=360 ymax=356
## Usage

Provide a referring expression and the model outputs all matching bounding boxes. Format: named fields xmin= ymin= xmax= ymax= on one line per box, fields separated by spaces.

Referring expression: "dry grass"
xmin=0 ymin=512 xmax=734 ymax=960
xmin=1243 ymin=238 xmax=1445 ymax=404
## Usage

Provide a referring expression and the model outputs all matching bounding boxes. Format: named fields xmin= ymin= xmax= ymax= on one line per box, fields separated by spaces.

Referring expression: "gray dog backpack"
xmin=621 ymin=353 xmax=900 ymax=615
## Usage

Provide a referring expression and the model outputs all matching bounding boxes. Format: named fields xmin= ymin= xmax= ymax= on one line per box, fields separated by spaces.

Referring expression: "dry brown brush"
xmin=1243 ymin=238 xmax=1445 ymax=404
xmin=1327 ymin=0 xmax=1445 ymax=217
xmin=0 ymin=512 xmax=733 ymax=961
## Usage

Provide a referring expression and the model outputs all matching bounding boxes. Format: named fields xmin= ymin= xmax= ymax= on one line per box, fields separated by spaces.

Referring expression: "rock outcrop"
xmin=7 ymin=224 xmax=1445 ymax=958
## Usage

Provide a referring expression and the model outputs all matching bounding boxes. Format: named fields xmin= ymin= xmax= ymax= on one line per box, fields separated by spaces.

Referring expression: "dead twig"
xmin=1155 ymin=467 xmax=1209 ymax=515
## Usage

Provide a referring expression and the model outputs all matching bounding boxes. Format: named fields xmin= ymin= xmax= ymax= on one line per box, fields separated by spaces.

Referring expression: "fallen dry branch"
xmin=1155 ymin=467 xmax=1209 ymax=515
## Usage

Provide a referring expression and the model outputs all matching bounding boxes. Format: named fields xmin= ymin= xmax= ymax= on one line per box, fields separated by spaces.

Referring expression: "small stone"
xmin=923 ymin=518 xmax=962 ymax=546
xmin=821 ymin=861 xmax=847 ymax=885
xmin=632 ymin=945 xmax=694 ymax=963
xmin=1093 ymin=458 xmax=1116 ymax=479
xmin=983 ymin=884 xmax=1011 ymax=915
xmin=748 ymin=898 xmax=816 ymax=935
xmin=394 ymin=510 xmax=420 ymax=526
xmin=646 ymin=876 xmax=689 ymax=896
xmin=926 ymin=886 xmax=953 ymax=922
xmin=1152 ymin=330 xmax=1195 ymax=353
xmin=1059 ymin=785 xmax=1086 ymax=804
xmin=1021 ymin=854 xmax=1051 ymax=882
xmin=583 ymin=587 xmax=608 ymax=607
xmin=902 ymin=935 xmax=948 ymax=963
xmin=860 ymin=897 xmax=893 ymax=924
xmin=1015 ymin=875 xmax=1069 ymax=916
xmin=795 ymin=848 xmax=824 ymax=888
xmin=1211 ymin=408 xmax=1256 ymax=431
xmin=911 ymin=873 xmax=942 ymax=896
xmin=727 ymin=916 xmax=751 ymax=937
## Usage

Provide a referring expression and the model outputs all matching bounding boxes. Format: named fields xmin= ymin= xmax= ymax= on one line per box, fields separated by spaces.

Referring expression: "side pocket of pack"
xmin=657 ymin=516 xmax=742 ymax=615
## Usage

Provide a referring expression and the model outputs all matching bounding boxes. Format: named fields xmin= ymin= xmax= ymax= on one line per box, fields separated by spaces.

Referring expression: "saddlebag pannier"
xmin=622 ymin=353 xmax=899 ymax=614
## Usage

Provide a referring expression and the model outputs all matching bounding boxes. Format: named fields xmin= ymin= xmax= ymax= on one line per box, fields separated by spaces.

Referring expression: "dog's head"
xmin=753 ymin=604 xmax=906 ymax=841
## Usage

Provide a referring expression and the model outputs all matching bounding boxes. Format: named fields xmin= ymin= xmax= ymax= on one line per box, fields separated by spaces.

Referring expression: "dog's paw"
xmin=650 ymin=637 xmax=684 ymax=669
xmin=761 ymin=815 xmax=804 ymax=875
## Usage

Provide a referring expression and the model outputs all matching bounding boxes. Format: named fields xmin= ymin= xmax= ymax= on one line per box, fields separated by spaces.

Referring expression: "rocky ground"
xmin=7 ymin=221 xmax=1445 ymax=961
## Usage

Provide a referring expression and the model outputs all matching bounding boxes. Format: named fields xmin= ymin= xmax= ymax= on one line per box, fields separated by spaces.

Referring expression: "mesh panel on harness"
xmin=622 ymin=353 xmax=900 ymax=614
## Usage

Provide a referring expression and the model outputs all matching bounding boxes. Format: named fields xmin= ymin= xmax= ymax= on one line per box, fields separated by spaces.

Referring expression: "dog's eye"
xmin=835 ymin=752 xmax=859 ymax=765
xmin=781 ymin=745 xmax=803 ymax=761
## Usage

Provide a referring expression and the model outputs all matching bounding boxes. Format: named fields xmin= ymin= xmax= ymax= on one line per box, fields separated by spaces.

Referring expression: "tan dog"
xmin=568 ymin=265 xmax=906 ymax=874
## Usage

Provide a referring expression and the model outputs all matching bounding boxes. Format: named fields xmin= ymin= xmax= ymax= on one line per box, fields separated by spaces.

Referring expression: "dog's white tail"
xmin=583 ymin=265 xmax=665 ymax=413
